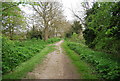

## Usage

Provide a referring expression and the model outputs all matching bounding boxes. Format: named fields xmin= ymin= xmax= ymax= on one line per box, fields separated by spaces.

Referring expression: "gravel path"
xmin=25 ymin=40 xmax=80 ymax=79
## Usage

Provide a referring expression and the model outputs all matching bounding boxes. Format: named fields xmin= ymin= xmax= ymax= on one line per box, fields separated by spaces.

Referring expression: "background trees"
xmin=72 ymin=21 xmax=82 ymax=34
xmin=66 ymin=21 xmax=83 ymax=38
xmin=31 ymin=2 xmax=65 ymax=40
xmin=2 ymin=2 xmax=71 ymax=40
xmin=2 ymin=1 xmax=120 ymax=55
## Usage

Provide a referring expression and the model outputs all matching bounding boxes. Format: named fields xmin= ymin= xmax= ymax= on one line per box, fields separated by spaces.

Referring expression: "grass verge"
xmin=2 ymin=45 xmax=55 ymax=79
xmin=62 ymin=41 xmax=98 ymax=79
xmin=67 ymin=42 xmax=120 ymax=79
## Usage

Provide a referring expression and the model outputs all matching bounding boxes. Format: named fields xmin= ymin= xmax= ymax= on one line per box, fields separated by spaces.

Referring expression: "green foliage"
xmin=62 ymin=41 xmax=98 ymax=79
xmin=67 ymin=42 xmax=120 ymax=79
xmin=83 ymin=28 xmax=96 ymax=48
xmin=72 ymin=21 xmax=82 ymax=34
xmin=2 ymin=2 xmax=20 ymax=16
xmin=83 ymin=2 xmax=120 ymax=54
xmin=66 ymin=32 xmax=85 ymax=44
xmin=26 ymin=26 xmax=42 ymax=39
xmin=2 ymin=36 xmax=61 ymax=74
xmin=2 ymin=36 xmax=46 ymax=74
xmin=70 ymin=33 xmax=79 ymax=42
xmin=95 ymin=37 xmax=120 ymax=54
xmin=46 ymin=37 xmax=61 ymax=44
xmin=66 ymin=21 xmax=82 ymax=38
xmin=2 ymin=2 xmax=26 ymax=39
xmin=3 ymin=45 xmax=55 ymax=79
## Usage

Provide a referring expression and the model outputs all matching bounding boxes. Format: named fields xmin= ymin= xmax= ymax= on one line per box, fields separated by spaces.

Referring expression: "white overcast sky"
xmin=19 ymin=0 xmax=95 ymax=22
xmin=61 ymin=0 xmax=83 ymax=21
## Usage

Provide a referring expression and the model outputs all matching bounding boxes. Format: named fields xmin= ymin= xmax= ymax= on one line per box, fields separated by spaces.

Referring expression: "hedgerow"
xmin=67 ymin=42 xmax=120 ymax=79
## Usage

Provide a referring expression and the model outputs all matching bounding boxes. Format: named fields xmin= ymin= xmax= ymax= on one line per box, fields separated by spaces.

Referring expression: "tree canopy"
xmin=83 ymin=2 xmax=120 ymax=54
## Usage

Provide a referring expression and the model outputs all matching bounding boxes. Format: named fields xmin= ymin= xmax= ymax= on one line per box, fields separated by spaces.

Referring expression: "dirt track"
xmin=25 ymin=40 xmax=80 ymax=79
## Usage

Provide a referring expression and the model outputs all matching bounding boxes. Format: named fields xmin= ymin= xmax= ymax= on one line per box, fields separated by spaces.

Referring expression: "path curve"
xmin=25 ymin=40 xmax=80 ymax=79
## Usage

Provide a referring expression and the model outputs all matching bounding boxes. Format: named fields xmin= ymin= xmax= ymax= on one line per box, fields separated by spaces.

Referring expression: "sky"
xmin=61 ymin=0 xmax=96 ymax=21
xmin=61 ymin=0 xmax=83 ymax=21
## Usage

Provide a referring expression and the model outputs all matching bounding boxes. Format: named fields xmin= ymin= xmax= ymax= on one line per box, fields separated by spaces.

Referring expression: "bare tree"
xmin=32 ymin=2 xmax=63 ymax=40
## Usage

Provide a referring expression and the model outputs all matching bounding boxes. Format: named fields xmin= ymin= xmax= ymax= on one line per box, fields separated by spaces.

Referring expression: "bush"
xmin=95 ymin=37 xmax=120 ymax=54
xmin=67 ymin=42 xmax=120 ymax=79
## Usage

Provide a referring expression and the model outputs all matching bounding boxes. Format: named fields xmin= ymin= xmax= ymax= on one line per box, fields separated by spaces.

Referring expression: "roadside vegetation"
xmin=65 ymin=41 xmax=120 ymax=79
xmin=62 ymin=41 xmax=98 ymax=79
xmin=3 ymin=45 xmax=55 ymax=79
xmin=2 ymin=36 xmax=60 ymax=76
xmin=65 ymin=2 xmax=120 ymax=80
xmin=1 ymin=1 xmax=120 ymax=80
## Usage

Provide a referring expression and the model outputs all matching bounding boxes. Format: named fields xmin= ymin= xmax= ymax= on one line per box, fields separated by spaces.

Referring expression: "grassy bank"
xmin=62 ymin=41 xmax=98 ymax=79
xmin=2 ymin=45 xmax=55 ymax=79
xmin=66 ymin=41 xmax=120 ymax=80
xmin=2 ymin=36 xmax=61 ymax=74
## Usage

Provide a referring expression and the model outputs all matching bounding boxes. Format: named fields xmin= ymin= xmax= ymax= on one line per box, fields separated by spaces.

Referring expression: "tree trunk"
xmin=44 ymin=27 xmax=48 ymax=40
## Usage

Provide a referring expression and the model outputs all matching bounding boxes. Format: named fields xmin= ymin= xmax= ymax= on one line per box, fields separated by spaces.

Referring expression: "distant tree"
xmin=66 ymin=21 xmax=82 ymax=38
xmin=72 ymin=21 xmax=82 ymax=34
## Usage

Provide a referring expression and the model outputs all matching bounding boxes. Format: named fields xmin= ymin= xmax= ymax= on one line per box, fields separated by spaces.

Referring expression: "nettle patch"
xmin=67 ymin=42 xmax=120 ymax=79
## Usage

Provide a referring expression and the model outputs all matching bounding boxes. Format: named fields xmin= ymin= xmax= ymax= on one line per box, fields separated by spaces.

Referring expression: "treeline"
xmin=2 ymin=2 xmax=71 ymax=40
xmin=83 ymin=2 xmax=120 ymax=54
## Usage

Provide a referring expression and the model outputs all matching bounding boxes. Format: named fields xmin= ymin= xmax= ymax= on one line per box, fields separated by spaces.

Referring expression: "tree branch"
xmin=2 ymin=2 xmax=20 ymax=11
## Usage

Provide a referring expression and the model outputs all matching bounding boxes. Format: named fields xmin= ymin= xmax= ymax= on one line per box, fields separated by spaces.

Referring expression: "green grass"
xmin=2 ymin=45 xmax=55 ymax=79
xmin=62 ymin=41 xmax=98 ymax=79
